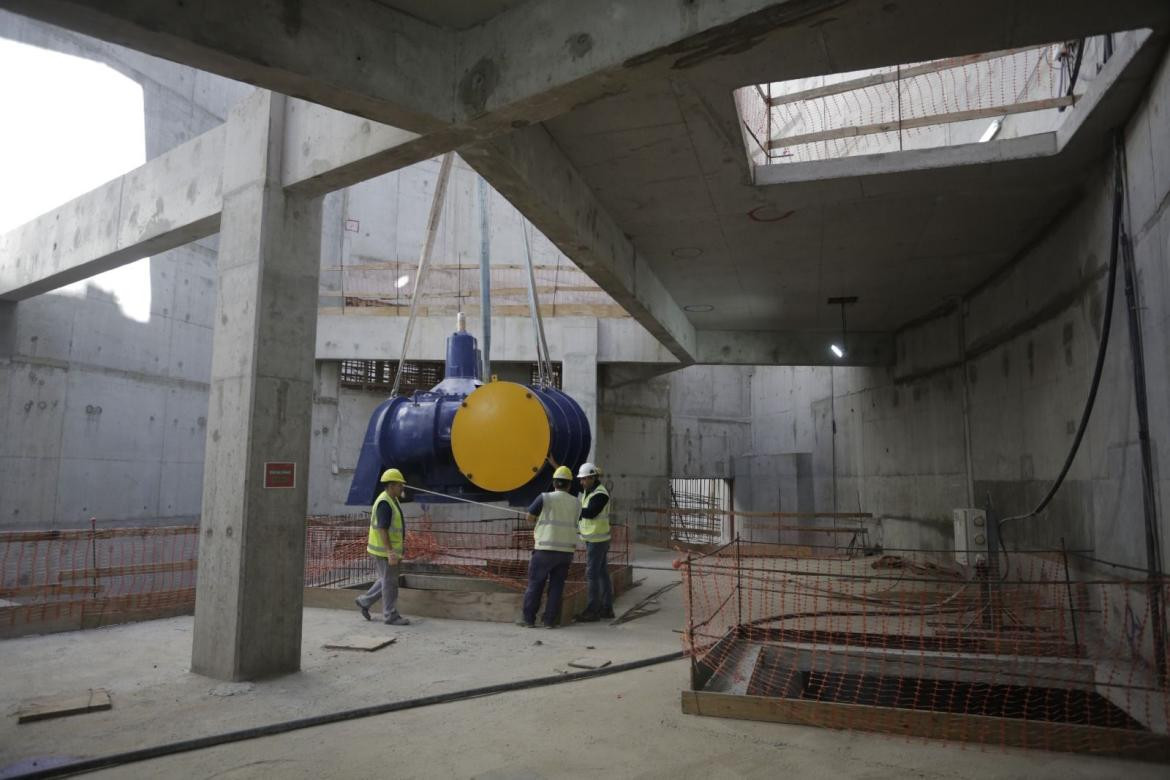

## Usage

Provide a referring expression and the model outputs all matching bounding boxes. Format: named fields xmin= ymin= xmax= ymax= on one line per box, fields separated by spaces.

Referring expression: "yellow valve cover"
xmin=451 ymin=381 xmax=551 ymax=492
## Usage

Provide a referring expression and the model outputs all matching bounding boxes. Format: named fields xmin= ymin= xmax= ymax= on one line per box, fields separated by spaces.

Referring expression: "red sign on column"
xmin=263 ymin=461 xmax=296 ymax=489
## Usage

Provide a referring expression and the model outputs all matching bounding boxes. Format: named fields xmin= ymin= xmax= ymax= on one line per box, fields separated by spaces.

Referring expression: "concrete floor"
xmin=0 ymin=546 xmax=1164 ymax=779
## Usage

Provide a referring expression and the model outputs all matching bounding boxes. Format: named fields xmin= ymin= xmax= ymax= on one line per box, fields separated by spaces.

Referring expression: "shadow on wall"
xmin=0 ymin=251 xmax=216 ymax=531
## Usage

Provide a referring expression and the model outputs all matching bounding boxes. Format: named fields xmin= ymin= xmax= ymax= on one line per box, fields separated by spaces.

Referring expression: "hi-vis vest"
xmin=578 ymin=484 xmax=611 ymax=542
xmin=534 ymin=490 xmax=581 ymax=553
xmin=367 ymin=491 xmax=404 ymax=557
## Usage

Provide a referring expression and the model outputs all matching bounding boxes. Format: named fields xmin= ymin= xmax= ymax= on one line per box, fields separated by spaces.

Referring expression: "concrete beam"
xmin=0 ymin=0 xmax=454 ymax=134
xmin=281 ymin=100 xmax=428 ymax=197
xmin=0 ymin=127 xmax=225 ymax=301
xmin=696 ymin=329 xmax=894 ymax=366
xmin=461 ymin=125 xmax=697 ymax=362
xmin=315 ymin=315 xmax=678 ymax=365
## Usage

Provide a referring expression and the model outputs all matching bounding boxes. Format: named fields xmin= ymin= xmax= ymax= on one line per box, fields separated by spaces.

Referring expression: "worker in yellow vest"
xmin=573 ymin=462 xmax=613 ymax=622
xmin=518 ymin=466 xmax=582 ymax=628
xmin=355 ymin=468 xmax=411 ymax=625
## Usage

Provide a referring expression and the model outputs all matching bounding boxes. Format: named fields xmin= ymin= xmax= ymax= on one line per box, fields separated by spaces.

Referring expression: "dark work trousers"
xmin=585 ymin=540 xmax=612 ymax=614
xmin=357 ymin=555 xmax=400 ymax=620
xmin=522 ymin=550 xmax=573 ymax=626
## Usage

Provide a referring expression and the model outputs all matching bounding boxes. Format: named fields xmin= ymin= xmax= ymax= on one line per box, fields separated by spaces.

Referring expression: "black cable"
xmin=997 ymin=132 xmax=1125 ymax=542
xmin=11 ymin=651 xmax=685 ymax=779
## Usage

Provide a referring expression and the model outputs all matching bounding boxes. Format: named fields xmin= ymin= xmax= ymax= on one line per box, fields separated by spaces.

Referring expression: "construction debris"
xmin=568 ymin=657 xmax=612 ymax=670
xmin=324 ymin=635 xmax=398 ymax=652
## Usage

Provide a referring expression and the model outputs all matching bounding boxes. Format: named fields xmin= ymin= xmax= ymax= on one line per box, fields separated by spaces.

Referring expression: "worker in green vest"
xmin=573 ymin=462 xmax=613 ymax=622
xmin=517 ymin=465 xmax=582 ymax=628
xmin=355 ymin=468 xmax=411 ymax=625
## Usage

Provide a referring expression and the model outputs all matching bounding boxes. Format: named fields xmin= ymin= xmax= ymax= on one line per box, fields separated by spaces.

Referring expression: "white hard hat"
xmin=577 ymin=462 xmax=601 ymax=478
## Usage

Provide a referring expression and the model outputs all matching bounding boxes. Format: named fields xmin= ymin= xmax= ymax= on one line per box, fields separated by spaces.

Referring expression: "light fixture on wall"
xmin=827 ymin=296 xmax=858 ymax=360
xmin=979 ymin=119 xmax=1002 ymax=143
xmin=396 ymin=275 xmax=411 ymax=289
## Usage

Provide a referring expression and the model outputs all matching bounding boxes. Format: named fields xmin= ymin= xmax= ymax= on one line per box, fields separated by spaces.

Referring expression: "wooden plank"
xmin=401 ymin=573 xmax=512 ymax=593
xmin=769 ymin=95 xmax=1077 ymax=148
xmin=324 ymin=635 xmax=397 ymax=652
xmin=304 ymin=586 xmax=523 ymax=623
xmin=58 ymin=560 xmax=198 ymax=580
xmin=681 ymin=690 xmax=1170 ymax=761
xmin=765 ymin=643 xmax=1097 ymax=689
xmin=0 ymin=584 xmax=104 ymax=598
xmin=17 ymin=689 xmax=112 ymax=723
xmin=0 ymin=526 xmax=196 ymax=543
xmin=768 ymin=47 xmax=1041 ymax=107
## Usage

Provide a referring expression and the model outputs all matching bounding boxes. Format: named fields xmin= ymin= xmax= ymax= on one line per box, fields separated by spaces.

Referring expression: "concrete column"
xmin=560 ymin=319 xmax=598 ymax=462
xmin=0 ymin=301 xmax=14 ymax=358
xmin=191 ymin=90 xmax=322 ymax=681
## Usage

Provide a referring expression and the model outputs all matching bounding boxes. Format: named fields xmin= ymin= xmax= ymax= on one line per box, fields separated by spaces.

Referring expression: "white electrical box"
xmin=953 ymin=508 xmax=989 ymax=566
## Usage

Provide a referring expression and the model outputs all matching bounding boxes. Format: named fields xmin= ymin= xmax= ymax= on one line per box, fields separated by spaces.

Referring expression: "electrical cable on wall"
xmin=997 ymin=133 xmax=1124 ymax=538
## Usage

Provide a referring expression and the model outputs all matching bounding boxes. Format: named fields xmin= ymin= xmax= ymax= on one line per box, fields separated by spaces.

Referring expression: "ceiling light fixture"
xmin=396 ymin=275 xmax=411 ymax=289
xmin=979 ymin=119 xmax=1002 ymax=143
xmin=826 ymin=296 xmax=858 ymax=360
xmin=684 ymin=304 xmax=714 ymax=313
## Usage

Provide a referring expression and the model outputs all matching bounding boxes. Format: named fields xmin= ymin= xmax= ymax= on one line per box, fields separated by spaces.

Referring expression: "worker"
xmin=355 ymin=468 xmax=411 ymax=626
xmin=573 ymin=462 xmax=613 ymax=622
xmin=517 ymin=465 xmax=581 ymax=628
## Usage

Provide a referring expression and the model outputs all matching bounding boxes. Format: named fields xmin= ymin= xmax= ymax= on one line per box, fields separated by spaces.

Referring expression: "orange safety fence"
xmin=1 ymin=511 xmax=630 ymax=636
xmin=306 ymin=509 xmax=630 ymax=599
xmin=0 ymin=525 xmax=199 ymax=633
xmin=680 ymin=538 xmax=1170 ymax=757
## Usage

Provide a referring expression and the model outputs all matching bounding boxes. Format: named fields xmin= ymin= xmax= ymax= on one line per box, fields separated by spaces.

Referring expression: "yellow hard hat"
xmin=380 ymin=468 xmax=406 ymax=484
xmin=552 ymin=465 xmax=574 ymax=482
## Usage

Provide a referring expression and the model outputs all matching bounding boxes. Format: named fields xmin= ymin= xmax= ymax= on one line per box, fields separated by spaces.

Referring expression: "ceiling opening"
xmin=736 ymin=33 xmax=1130 ymax=169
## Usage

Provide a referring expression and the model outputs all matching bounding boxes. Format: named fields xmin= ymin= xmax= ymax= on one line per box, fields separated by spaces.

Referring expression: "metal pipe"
xmin=476 ymin=174 xmax=492 ymax=380
xmin=391 ymin=152 xmax=455 ymax=398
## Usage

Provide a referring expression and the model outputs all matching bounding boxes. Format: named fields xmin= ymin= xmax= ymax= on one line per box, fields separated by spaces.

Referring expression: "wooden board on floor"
xmin=680 ymin=690 xmax=1170 ymax=762
xmin=18 ymin=689 xmax=112 ymax=723
xmin=324 ymin=635 xmax=397 ymax=652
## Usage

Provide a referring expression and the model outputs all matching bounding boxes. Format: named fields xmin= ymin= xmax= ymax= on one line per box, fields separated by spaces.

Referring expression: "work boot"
xmin=600 ymin=608 xmax=616 ymax=619
xmin=541 ymin=619 xmax=560 ymax=629
xmin=574 ymin=610 xmax=600 ymax=623
xmin=355 ymin=598 xmax=370 ymax=621
xmin=385 ymin=615 xmax=411 ymax=626
xmin=515 ymin=617 xmax=536 ymax=628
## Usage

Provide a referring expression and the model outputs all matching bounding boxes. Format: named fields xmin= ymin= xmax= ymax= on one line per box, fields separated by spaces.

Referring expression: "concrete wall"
xmin=738 ymin=49 xmax=1170 ymax=566
xmin=0 ymin=16 xmax=618 ymax=528
xmin=0 ymin=13 xmax=248 ymax=529
xmin=596 ymin=364 xmax=752 ymax=539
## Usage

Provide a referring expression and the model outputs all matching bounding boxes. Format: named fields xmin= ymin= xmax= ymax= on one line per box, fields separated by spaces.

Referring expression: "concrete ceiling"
xmin=371 ymin=0 xmax=525 ymax=30
xmin=539 ymin=7 xmax=1169 ymax=334
xmin=3 ymin=0 xmax=1169 ymax=361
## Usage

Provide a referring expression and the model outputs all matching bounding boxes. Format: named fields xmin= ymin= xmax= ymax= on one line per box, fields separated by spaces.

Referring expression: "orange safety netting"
xmin=306 ymin=509 xmax=630 ymax=598
xmin=0 ymin=525 xmax=199 ymax=634
xmin=3 ymin=511 xmax=630 ymax=636
xmin=680 ymin=539 xmax=1170 ymax=757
